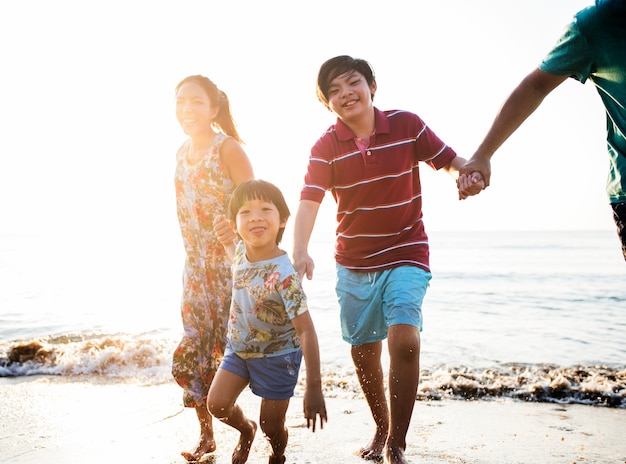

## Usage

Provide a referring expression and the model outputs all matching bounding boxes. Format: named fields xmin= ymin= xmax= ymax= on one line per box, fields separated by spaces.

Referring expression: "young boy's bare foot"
xmin=232 ymin=420 xmax=257 ymax=464
xmin=268 ymin=455 xmax=286 ymax=464
xmin=181 ymin=436 xmax=216 ymax=462
xmin=383 ymin=445 xmax=407 ymax=464
xmin=354 ymin=428 xmax=386 ymax=461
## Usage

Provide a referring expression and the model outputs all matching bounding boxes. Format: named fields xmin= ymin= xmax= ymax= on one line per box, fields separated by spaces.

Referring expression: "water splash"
xmin=417 ymin=364 xmax=626 ymax=407
xmin=0 ymin=333 xmax=174 ymax=381
xmin=2 ymin=334 xmax=625 ymax=408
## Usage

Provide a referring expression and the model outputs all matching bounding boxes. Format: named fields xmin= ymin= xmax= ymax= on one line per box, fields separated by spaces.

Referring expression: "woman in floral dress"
xmin=172 ymin=75 xmax=254 ymax=462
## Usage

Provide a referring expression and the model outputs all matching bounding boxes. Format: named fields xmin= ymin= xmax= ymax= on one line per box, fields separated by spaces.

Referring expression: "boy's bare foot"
xmin=232 ymin=420 xmax=257 ymax=464
xmin=268 ymin=455 xmax=286 ymax=464
xmin=354 ymin=429 xmax=386 ymax=461
xmin=383 ymin=445 xmax=408 ymax=464
xmin=181 ymin=436 xmax=216 ymax=462
xmin=355 ymin=450 xmax=383 ymax=462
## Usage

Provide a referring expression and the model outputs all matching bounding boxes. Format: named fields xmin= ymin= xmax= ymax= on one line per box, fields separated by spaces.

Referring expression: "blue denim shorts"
xmin=220 ymin=342 xmax=303 ymax=400
xmin=335 ymin=264 xmax=432 ymax=345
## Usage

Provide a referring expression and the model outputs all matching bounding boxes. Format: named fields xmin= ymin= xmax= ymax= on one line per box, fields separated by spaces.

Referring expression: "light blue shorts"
xmin=220 ymin=342 xmax=303 ymax=400
xmin=335 ymin=264 xmax=432 ymax=345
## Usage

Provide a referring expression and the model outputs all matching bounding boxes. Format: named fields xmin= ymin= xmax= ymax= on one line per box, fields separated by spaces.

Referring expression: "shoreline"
xmin=1 ymin=376 xmax=624 ymax=464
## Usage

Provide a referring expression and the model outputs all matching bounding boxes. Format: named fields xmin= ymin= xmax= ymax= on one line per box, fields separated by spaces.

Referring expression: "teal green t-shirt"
xmin=540 ymin=4 xmax=626 ymax=203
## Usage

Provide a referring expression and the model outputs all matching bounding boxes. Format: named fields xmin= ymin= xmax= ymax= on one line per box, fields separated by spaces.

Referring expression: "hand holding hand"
xmin=213 ymin=214 xmax=236 ymax=245
xmin=458 ymin=171 xmax=485 ymax=200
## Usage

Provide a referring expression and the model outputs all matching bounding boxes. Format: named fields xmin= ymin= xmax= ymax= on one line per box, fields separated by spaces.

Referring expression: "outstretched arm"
xmin=460 ymin=68 xmax=568 ymax=187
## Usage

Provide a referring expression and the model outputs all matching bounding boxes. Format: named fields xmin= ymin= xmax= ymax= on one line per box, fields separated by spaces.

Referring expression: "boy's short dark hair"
xmin=316 ymin=55 xmax=376 ymax=109
xmin=228 ymin=179 xmax=291 ymax=244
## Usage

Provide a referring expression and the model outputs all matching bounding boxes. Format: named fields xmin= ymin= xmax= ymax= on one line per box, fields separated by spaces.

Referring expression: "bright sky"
xmin=0 ymin=0 xmax=611 ymax=253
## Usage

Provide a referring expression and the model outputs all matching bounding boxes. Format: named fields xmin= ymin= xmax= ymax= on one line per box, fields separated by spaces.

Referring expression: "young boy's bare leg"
xmin=351 ymin=341 xmax=389 ymax=461
xmin=181 ymin=404 xmax=216 ymax=462
xmin=207 ymin=369 xmax=257 ymax=464
xmin=384 ymin=324 xmax=421 ymax=464
xmin=231 ymin=417 xmax=257 ymax=464
xmin=259 ymin=398 xmax=290 ymax=464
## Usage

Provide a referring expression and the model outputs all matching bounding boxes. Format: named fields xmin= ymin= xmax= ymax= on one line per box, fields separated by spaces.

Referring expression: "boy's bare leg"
xmin=385 ymin=324 xmax=420 ymax=464
xmin=181 ymin=404 xmax=216 ymax=461
xmin=230 ymin=412 xmax=257 ymax=464
xmin=207 ymin=369 xmax=257 ymax=464
xmin=351 ymin=341 xmax=389 ymax=461
xmin=213 ymin=401 xmax=257 ymax=464
xmin=260 ymin=398 xmax=290 ymax=464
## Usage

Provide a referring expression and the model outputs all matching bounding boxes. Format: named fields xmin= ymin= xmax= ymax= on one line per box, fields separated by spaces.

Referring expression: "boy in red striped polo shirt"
xmin=293 ymin=55 xmax=482 ymax=464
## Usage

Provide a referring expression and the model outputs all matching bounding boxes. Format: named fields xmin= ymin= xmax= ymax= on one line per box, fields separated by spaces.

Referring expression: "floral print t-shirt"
xmin=229 ymin=242 xmax=309 ymax=359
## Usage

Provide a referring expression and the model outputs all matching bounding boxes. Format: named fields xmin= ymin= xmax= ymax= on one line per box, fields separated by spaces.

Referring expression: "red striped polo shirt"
xmin=300 ymin=108 xmax=456 ymax=272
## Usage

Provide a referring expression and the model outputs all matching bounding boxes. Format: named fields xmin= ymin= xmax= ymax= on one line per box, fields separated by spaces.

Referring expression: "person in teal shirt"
xmin=460 ymin=0 xmax=626 ymax=260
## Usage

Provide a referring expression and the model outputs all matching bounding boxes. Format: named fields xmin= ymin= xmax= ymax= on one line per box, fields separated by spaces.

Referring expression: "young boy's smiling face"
xmin=235 ymin=198 xmax=286 ymax=261
xmin=326 ymin=70 xmax=377 ymax=122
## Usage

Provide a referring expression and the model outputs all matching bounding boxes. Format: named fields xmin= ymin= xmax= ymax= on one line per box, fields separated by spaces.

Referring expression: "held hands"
xmin=457 ymin=171 xmax=485 ymax=200
xmin=213 ymin=215 xmax=237 ymax=259
xmin=457 ymin=155 xmax=492 ymax=200
xmin=213 ymin=214 xmax=237 ymax=246
xmin=303 ymin=386 xmax=327 ymax=432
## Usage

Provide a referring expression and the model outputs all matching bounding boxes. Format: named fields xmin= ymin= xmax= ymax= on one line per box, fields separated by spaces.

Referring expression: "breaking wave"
xmin=2 ymin=334 xmax=624 ymax=408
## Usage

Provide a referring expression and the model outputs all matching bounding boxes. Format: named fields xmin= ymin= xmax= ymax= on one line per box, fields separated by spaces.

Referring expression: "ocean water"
xmin=1 ymin=230 xmax=625 ymax=408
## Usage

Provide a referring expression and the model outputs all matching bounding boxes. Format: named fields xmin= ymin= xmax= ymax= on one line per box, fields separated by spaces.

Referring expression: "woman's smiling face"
xmin=175 ymin=81 xmax=218 ymax=137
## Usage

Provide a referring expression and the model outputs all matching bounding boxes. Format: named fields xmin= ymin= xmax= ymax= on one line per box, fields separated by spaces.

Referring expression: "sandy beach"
xmin=0 ymin=376 xmax=624 ymax=464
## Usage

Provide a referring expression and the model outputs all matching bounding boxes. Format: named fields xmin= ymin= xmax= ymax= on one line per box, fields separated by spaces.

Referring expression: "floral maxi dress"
xmin=171 ymin=133 xmax=234 ymax=408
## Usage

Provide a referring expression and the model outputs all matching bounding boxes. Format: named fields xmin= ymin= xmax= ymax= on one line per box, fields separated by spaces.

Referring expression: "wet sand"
xmin=0 ymin=376 xmax=624 ymax=464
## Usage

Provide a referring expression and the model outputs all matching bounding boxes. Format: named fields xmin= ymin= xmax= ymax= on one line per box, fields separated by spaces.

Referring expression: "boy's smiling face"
xmin=326 ymin=70 xmax=377 ymax=122
xmin=235 ymin=198 xmax=286 ymax=261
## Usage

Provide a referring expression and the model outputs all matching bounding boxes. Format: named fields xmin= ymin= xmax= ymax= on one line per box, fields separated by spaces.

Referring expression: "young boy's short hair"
xmin=228 ymin=179 xmax=291 ymax=244
xmin=316 ymin=55 xmax=376 ymax=109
